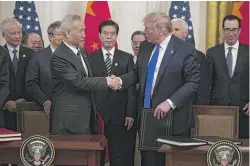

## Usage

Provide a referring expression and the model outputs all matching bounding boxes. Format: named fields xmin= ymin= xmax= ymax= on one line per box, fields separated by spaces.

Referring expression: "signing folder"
xmin=139 ymin=108 xmax=173 ymax=150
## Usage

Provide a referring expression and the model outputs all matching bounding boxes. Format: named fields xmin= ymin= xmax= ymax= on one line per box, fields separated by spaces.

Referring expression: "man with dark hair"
xmin=131 ymin=30 xmax=146 ymax=64
xmin=207 ymin=14 xmax=249 ymax=138
xmin=172 ymin=18 xmax=209 ymax=105
xmin=0 ymin=46 xmax=9 ymax=127
xmin=0 ymin=18 xmax=33 ymax=133
xmin=89 ymin=20 xmax=136 ymax=166
xmin=23 ymin=32 xmax=44 ymax=51
xmin=25 ymin=21 xmax=63 ymax=118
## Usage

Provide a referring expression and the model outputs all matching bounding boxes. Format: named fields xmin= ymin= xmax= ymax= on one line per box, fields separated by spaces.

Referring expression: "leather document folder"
xmin=139 ymin=108 xmax=173 ymax=150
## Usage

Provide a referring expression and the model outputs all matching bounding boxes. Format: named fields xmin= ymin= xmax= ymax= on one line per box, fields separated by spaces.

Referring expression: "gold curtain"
xmin=206 ymin=1 xmax=234 ymax=50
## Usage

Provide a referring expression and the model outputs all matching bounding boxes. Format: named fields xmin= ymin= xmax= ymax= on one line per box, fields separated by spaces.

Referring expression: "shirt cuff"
xmin=118 ymin=77 xmax=122 ymax=87
xmin=167 ymin=99 xmax=176 ymax=109
xmin=43 ymin=100 xmax=49 ymax=106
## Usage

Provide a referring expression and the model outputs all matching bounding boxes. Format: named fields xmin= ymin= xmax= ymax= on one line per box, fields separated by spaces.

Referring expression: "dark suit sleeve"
xmin=206 ymin=49 xmax=213 ymax=104
xmin=0 ymin=50 xmax=9 ymax=108
xmin=169 ymin=48 xmax=200 ymax=108
xmin=25 ymin=53 xmax=48 ymax=105
xmin=126 ymin=55 xmax=136 ymax=118
xmin=51 ymin=55 xmax=108 ymax=92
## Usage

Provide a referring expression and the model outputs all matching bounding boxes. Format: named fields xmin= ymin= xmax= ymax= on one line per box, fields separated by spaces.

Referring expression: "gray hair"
xmin=172 ymin=18 xmax=188 ymax=31
xmin=47 ymin=21 xmax=61 ymax=35
xmin=61 ymin=14 xmax=82 ymax=31
xmin=0 ymin=17 xmax=22 ymax=34
xmin=143 ymin=12 xmax=172 ymax=34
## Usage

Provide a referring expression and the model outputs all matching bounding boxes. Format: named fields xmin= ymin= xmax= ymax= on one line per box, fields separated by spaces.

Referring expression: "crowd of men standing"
xmin=0 ymin=12 xmax=249 ymax=166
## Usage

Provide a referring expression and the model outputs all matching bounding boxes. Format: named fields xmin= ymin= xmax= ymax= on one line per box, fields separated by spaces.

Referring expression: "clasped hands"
xmin=107 ymin=75 xmax=122 ymax=91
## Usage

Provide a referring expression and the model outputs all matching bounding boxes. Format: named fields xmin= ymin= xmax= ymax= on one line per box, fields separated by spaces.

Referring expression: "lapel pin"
xmin=171 ymin=50 xmax=174 ymax=54
xmin=115 ymin=63 xmax=118 ymax=66
xmin=23 ymin=54 xmax=26 ymax=58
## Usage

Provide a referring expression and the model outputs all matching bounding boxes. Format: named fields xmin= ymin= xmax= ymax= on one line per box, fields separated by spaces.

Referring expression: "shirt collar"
xmin=224 ymin=40 xmax=239 ymax=50
xmin=102 ymin=47 xmax=115 ymax=56
xmin=63 ymin=41 xmax=78 ymax=55
xmin=159 ymin=34 xmax=172 ymax=49
xmin=50 ymin=45 xmax=56 ymax=53
xmin=7 ymin=44 xmax=20 ymax=53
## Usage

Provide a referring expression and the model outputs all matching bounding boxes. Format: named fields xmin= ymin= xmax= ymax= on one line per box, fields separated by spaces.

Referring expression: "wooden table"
xmin=0 ymin=135 xmax=107 ymax=166
xmin=158 ymin=139 xmax=249 ymax=166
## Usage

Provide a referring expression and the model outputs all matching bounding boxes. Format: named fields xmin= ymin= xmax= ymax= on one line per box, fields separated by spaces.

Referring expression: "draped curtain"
xmin=206 ymin=1 xmax=234 ymax=50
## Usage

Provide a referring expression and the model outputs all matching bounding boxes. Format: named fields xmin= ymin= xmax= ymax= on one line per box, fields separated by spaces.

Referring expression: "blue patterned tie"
xmin=143 ymin=45 xmax=160 ymax=108
xmin=227 ymin=47 xmax=233 ymax=78
xmin=12 ymin=49 xmax=18 ymax=75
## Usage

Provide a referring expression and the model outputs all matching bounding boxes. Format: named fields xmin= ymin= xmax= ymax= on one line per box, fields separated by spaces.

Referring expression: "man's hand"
xmin=125 ymin=117 xmax=134 ymax=131
xmin=15 ymin=98 xmax=26 ymax=103
xmin=243 ymin=102 xmax=249 ymax=116
xmin=5 ymin=100 xmax=16 ymax=112
xmin=106 ymin=75 xmax=121 ymax=90
xmin=154 ymin=101 xmax=172 ymax=119
xmin=43 ymin=100 xmax=51 ymax=119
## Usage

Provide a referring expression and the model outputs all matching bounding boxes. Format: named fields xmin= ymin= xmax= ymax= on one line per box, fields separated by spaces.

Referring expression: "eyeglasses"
xmin=223 ymin=28 xmax=239 ymax=33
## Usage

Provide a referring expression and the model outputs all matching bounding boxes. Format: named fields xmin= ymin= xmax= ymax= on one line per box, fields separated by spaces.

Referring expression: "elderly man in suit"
xmin=50 ymin=15 xmax=118 ymax=137
xmin=22 ymin=32 xmax=44 ymax=51
xmin=131 ymin=30 xmax=147 ymax=64
xmin=0 ymin=18 xmax=33 ymax=131
xmin=207 ymin=15 xmax=249 ymax=139
xmin=0 ymin=46 xmax=9 ymax=127
xmin=25 ymin=21 xmax=63 ymax=118
xmin=171 ymin=18 xmax=209 ymax=105
xmin=89 ymin=20 xmax=136 ymax=166
xmin=110 ymin=12 xmax=200 ymax=166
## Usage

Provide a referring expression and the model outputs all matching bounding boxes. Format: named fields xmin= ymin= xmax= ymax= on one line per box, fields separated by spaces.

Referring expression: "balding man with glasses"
xmin=206 ymin=15 xmax=249 ymax=139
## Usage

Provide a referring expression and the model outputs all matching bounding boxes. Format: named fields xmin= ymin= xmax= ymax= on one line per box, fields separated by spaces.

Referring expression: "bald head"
xmin=171 ymin=18 xmax=188 ymax=40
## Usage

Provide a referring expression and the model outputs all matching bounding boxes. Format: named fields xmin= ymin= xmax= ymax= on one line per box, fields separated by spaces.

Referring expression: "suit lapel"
xmin=141 ymin=43 xmax=154 ymax=91
xmin=4 ymin=44 xmax=16 ymax=78
xmin=218 ymin=44 xmax=231 ymax=79
xmin=80 ymin=48 xmax=92 ymax=77
xmin=17 ymin=46 xmax=28 ymax=78
xmin=110 ymin=49 xmax=120 ymax=76
xmin=154 ymin=36 xmax=176 ymax=88
xmin=96 ymin=50 xmax=108 ymax=76
xmin=62 ymin=43 xmax=88 ymax=76
xmin=232 ymin=44 xmax=243 ymax=79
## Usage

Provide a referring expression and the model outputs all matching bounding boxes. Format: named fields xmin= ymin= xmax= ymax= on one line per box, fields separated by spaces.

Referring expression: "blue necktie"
xmin=143 ymin=45 xmax=160 ymax=108
xmin=226 ymin=47 xmax=233 ymax=78
xmin=12 ymin=49 xmax=18 ymax=75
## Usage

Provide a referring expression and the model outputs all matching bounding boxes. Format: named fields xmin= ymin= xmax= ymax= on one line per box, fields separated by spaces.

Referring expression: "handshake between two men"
xmin=106 ymin=75 xmax=122 ymax=91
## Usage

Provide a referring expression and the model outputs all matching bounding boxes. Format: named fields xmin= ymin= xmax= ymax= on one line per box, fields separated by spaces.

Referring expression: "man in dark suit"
xmin=0 ymin=46 xmax=9 ymax=127
xmin=89 ymin=20 xmax=136 ymax=166
xmin=171 ymin=18 xmax=209 ymax=105
xmin=25 ymin=21 xmax=63 ymax=118
xmin=50 ymin=15 xmax=117 ymax=137
xmin=0 ymin=18 xmax=33 ymax=132
xmin=131 ymin=30 xmax=147 ymax=64
xmin=110 ymin=12 xmax=200 ymax=166
xmin=207 ymin=15 xmax=249 ymax=139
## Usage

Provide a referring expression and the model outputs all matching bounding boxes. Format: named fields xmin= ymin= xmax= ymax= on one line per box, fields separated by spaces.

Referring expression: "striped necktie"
xmin=12 ymin=49 xmax=18 ymax=75
xmin=105 ymin=52 xmax=112 ymax=76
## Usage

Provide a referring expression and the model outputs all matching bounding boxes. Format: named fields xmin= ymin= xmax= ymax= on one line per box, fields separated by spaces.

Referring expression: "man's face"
xmin=144 ymin=21 xmax=160 ymax=44
xmin=131 ymin=34 xmax=146 ymax=56
xmin=99 ymin=25 xmax=117 ymax=50
xmin=50 ymin=28 xmax=64 ymax=48
xmin=172 ymin=21 xmax=187 ymax=40
xmin=223 ymin=19 xmax=240 ymax=46
xmin=27 ymin=33 xmax=43 ymax=51
xmin=3 ymin=22 xmax=22 ymax=47
xmin=67 ymin=20 xmax=85 ymax=47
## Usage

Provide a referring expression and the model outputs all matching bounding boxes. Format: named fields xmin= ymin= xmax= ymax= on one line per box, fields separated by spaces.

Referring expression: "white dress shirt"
xmin=7 ymin=44 xmax=20 ymax=61
xmin=102 ymin=47 xmax=115 ymax=63
xmin=149 ymin=35 xmax=176 ymax=109
xmin=50 ymin=45 xmax=56 ymax=53
xmin=224 ymin=40 xmax=239 ymax=74
xmin=63 ymin=41 xmax=88 ymax=76
xmin=132 ymin=55 xmax=137 ymax=64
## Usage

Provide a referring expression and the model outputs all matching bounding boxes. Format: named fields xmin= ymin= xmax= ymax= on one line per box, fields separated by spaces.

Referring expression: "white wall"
xmin=0 ymin=1 xmax=207 ymax=53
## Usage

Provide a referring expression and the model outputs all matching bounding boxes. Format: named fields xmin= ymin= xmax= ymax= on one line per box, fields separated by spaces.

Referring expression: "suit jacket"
xmin=25 ymin=46 xmax=53 ymax=105
xmin=0 ymin=46 xmax=10 ymax=127
xmin=89 ymin=49 xmax=136 ymax=125
xmin=120 ymin=35 xmax=200 ymax=135
xmin=207 ymin=43 xmax=249 ymax=110
xmin=50 ymin=42 xmax=108 ymax=135
xmin=4 ymin=44 xmax=33 ymax=102
xmin=192 ymin=50 xmax=209 ymax=105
